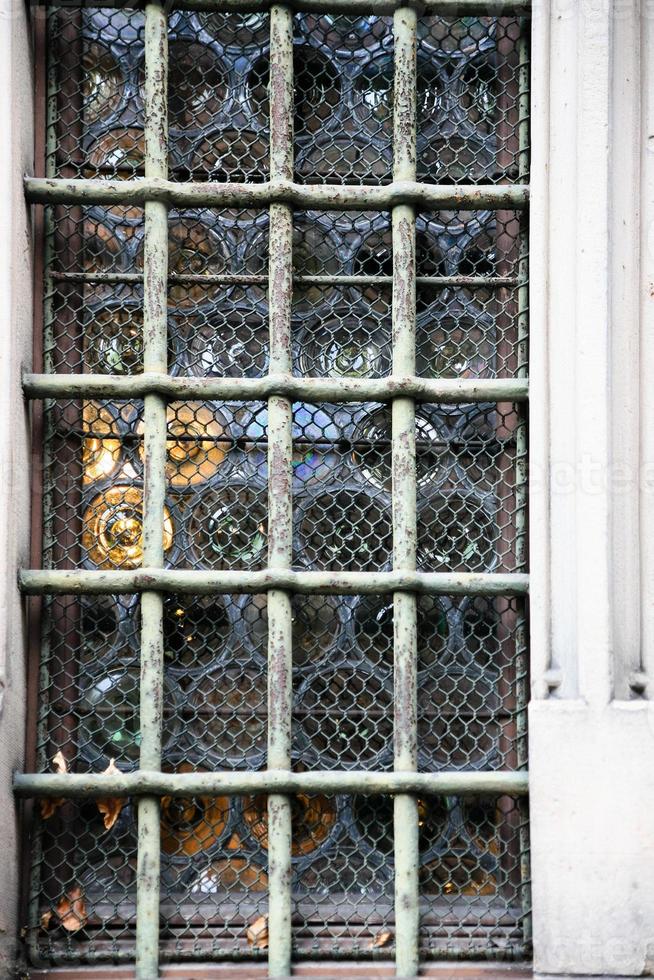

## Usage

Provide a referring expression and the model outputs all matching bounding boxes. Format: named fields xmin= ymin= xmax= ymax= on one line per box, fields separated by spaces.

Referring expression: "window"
xmin=19 ymin=1 xmax=530 ymax=974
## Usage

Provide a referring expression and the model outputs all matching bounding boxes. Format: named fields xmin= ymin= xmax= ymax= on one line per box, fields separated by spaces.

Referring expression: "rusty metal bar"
xmin=266 ymin=5 xmax=294 ymax=976
xmin=47 ymin=270 xmax=520 ymax=288
xmin=136 ymin=2 xmax=168 ymax=976
xmin=22 ymin=373 xmax=529 ymax=403
xmin=391 ymin=7 xmax=419 ymax=976
xmin=19 ymin=568 xmax=530 ymax=596
xmin=14 ymin=769 xmax=529 ymax=799
xmin=24 ymin=176 xmax=529 ymax=211
xmin=42 ymin=0 xmax=532 ymax=13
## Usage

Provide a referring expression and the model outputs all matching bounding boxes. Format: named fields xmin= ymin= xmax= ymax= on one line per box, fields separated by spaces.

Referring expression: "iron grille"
xmin=18 ymin=1 xmax=530 ymax=975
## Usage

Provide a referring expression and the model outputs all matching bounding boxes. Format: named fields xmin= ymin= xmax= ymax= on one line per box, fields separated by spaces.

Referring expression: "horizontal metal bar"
xmin=19 ymin=568 xmax=529 ymax=596
xmin=13 ymin=768 xmax=529 ymax=799
xmin=48 ymin=271 xmax=520 ymax=288
xmin=25 ymin=177 xmax=529 ymax=211
xmin=23 ymin=372 xmax=529 ymax=403
xmin=42 ymin=0 xmax=531 ymax=13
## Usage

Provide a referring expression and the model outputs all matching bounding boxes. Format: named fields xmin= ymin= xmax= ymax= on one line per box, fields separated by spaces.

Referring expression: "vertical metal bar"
xmin=392 ymin=7 xmax=418 ymax=978
xmin=267 ymin=5 xmax=294 ymax=977
xmin=136 ymin=2 xmax=168 ymax=977
xmin=515 ymin=22 xmax=531 ymax=948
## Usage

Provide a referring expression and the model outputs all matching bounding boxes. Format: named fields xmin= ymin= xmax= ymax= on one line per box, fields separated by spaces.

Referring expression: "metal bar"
xmin=23 ymin=373 xmax=530 ymax=403
xmin=42 ymin=0 xmax=532 ymax=13
xmin=48 ymin=270 xmax=520 ymax=288
xmin=266 ymin=5 xmax=294 ymax=976
xmin=24 ymin=176 xmax=530 ymax=210
xmin=136 ymin=3 xmax=168 ymax=976
xmin=19 ymin=568 xmax=530 ymax=596
xmin=13 ymin=769 xmax=530 ymax=799
xmin=391 ymin=8 xmax=419 ymax=977
xmin=515 ymin=24 xmax=532 ymax=950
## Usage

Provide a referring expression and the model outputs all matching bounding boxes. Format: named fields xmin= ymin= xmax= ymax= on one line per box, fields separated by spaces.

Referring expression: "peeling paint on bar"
xmin=48 ymin=271 xmax=520 ymax=288
xmin=136 ymin=3 xmax=168 ymax=976
xmin=22 ymin=372 xmax=529 ymax=403
xmin=391 ymin=8 xmax=420 ymax=976
xmin=24 ymin=176 xmax=529 ymax=210
xmin=267 ymin=7 xmax=294 ymax=976
xmin=14 ymin=769 xmax=530 ymax=800
xmin=19 ymin=568 xmax=530 ymax=596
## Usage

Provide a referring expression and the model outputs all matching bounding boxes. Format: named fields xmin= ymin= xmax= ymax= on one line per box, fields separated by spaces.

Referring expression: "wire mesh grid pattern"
xmin=19 ymin=1 xmax=530 ymax=975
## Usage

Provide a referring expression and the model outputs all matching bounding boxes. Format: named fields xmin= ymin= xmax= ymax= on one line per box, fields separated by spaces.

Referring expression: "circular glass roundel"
xmin=296 ymin=666 xmax=393 ymax=767
xmin=296 ymin=318 xmax=391 ymax=379
xmin=78 ymin=668 xmax=178 ymax=768
xmin=87 ymin=129 xmax=145 ymax=174
xmin=299 ymin=490 xmax=391 ymax=572
xmin=83 ymin=308 xmax=143 ymax=375
xmin=82 ymin=401 xmax=122 ymax=484
xmin=299 ymin=14 xmax=391 ymax=54
xmin=136 ymin=402 xmax=230 ymax=488
xmin=354 ymin=594 xmax=450 ymax=670
xmin=350 ymin=408 xmax=449 ymax=492
xmin=188 ymin=664 xmax=267 ymax=765
xmin=417 ymin=318 xmax=494 ymax=379
xmin=163 ymin=594 xmax=231 ymax=672
xmin=160 ymin=765 xmax=230 ymax=858
xmin=167 ymin=42 xmax=227 ymax=130
xmin=248 ymin=48 xmax=341 ymax=135
xmin=166 ymin=219 xmax=230 ymax=308
xmin=186 ymin=311 xmax=269 ymax=379
xmin=190 ymin=858 xmax=268 ymax=893
xmin=82 ymin=42 xmax=124 ymax=125
xmin=82 ymin=486 xmax=173 ymax=569
xmin=417 ymin=16 xmax=495 ymax=57
xmin=352 ymin=794 xmax=448 ymax=855
xmin=243 ymin=793 xmax=337 ymax=857
xmin=417 ymin=493 xmax=496 ymax=573
xmin=188 ymin=485 xmax=267 ymax=570
xmin=242 ymin=592 xmax=341 ymax=667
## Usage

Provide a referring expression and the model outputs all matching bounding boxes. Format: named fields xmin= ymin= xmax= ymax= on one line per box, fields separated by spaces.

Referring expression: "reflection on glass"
xmin=355 ymin=595 xmax=450 ymax=669
xmin=191 ymin=859 xmax=268 ymax=893
xmin=82 ymin=486 xmax=173 ymax=568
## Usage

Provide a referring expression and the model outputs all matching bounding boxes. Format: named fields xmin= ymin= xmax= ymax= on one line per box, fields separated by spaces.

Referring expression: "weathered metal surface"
xmin=47 ymin=271 xmax=520 ymax=288
xmin=136 ymin=3 xmax=168 ymax=976
xmin=23 ymin=372 xmax=530 ymax=403
xmin=14 ymin=769 xmax=530 ymax=799
xmin=391 ymin=8 xmax=419 ymax=976
xmin=43 ymin=0 xmax=532 ymax=13
xmin=267 ymin=6 xmax=294 ymax=976
xmin=19 ymin=568 xmax=531 ymax=596
xmin=24 ymin=176 xmax=530 ymax=210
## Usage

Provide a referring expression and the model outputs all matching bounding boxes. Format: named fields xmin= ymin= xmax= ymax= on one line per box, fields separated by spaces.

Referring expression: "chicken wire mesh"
xmin=27 ymin=2 xmax=530 ymax=967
